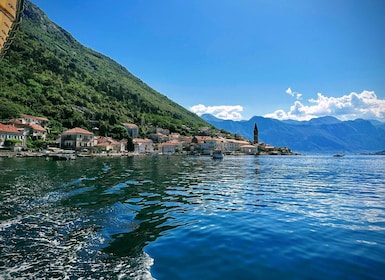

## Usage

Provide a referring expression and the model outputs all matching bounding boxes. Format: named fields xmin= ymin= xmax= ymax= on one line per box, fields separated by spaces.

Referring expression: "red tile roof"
xmin=0 ymin=123 xmax=20 ymax=133
xmin=29 ymin=123 xmax=46 ymax=132
xmin=95 ymin=136 xmax=119 ymax=146
xmin=122 ymin=123 xmax=138 ymax=128
xmin=22 ymin=114 xmax=49 ymax=121
xmin=133 ymin=138 xmax=152 ymax=144
xmin=62 ymin=127 xmax=93 ymax=135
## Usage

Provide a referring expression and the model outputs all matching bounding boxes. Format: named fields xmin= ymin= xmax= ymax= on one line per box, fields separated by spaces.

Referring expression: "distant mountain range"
xmin=202 ymin=114 xmax=385 ymax=153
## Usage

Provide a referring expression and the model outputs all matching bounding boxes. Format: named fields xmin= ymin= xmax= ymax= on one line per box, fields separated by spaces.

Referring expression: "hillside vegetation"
xmin=0 ymin=1 xmax=209 ymax=137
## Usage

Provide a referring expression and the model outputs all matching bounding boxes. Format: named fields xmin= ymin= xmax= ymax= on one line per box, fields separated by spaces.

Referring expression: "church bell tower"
xmin=253 ymin=122 xmax=259 ymax=144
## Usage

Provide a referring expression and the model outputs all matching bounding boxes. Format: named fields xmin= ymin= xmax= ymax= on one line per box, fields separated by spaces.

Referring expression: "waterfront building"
xmin=192 ymin=136 xmax=225 ymax=154
xmin=0 ymin=123 xmax=25 ymax=150
xmin=133 ymin=138 xmax=154 ymax=154
xmin=60 ymin=127 xmax=94 ymax=151
xmin=159 ymin=140 xmax=183 ymax=154
xmin=240 ymin=144 xmax=259 ymax=155
xmin=28 ymin=123 xmax=47 ymax=140
xmin=224 ymin=139 xmax=251 ymax=153
xmin=8 ymin=114 xmax=48 ymax=141
xmin=94 ymin=136 xmax=125 ymax=153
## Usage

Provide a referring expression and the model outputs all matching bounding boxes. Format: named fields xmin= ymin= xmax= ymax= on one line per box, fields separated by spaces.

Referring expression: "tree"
xmin=126 ymin=137 xmax=134 ymax=152
xmin=0 ymin=99 xmax=22 ymax=120
xmin=110 ymin=125 xmax=129 ymax=140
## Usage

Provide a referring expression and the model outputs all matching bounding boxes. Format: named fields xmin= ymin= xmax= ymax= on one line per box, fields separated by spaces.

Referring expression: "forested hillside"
xmin=0 ymin=1 xmax=209 ymax=137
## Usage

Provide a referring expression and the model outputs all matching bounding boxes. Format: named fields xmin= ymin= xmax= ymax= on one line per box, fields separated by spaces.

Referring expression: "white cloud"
xmin=190 ymin=104 xmax=243 ymax=120
xmin=286 ymin=87 xmax=302 ymax=100
xmin=285 ymin=87 xmax=294 ymax=96
xmin=264 ymin=90 xmax=385 ymax=121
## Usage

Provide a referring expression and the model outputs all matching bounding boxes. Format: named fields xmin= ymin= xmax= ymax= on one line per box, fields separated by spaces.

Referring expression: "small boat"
xmin=333 ymin=153 xmax=345 ymax=158
xmin=212 ymin=150 xmax=224 ymax=159
xmin=50 ymin=153 xmax=77 ymax=160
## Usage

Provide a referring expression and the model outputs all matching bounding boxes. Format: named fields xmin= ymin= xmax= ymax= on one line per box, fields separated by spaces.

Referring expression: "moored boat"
xmin=333 ymin=153 xmax=345 ymax=157
xmin=50 ymin=153 xmax=77 ymax=160
xmin=212 ymin=150 xmax=224 ymax=159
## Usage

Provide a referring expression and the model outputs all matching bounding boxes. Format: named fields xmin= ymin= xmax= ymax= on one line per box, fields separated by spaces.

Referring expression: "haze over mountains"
xmin=202 ymin=114 xmax=385 ymax=153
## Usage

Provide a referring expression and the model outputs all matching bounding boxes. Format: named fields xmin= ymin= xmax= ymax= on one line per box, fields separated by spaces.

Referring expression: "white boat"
xmin=212 ymin=150 xmax=224 ymax=159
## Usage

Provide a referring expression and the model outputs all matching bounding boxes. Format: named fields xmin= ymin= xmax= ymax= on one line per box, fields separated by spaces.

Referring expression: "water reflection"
xmin=1 ymin=155 xmax=385 ymax=279
xmin=99 ymin=156 xmax=263 ymax=258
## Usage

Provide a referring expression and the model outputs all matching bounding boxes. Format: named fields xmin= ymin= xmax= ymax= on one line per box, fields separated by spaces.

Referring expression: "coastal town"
xmin=0 ymin=114 xmax=295 ymax=159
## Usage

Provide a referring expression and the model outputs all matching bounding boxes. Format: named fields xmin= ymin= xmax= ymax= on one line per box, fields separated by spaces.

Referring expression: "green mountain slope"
xmin=0 ymin=1 xmax=209 ymax=137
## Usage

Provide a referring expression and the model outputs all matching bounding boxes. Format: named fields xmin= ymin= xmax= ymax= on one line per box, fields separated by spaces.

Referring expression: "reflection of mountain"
xmin=202 ymin=114 xmax=385 ymax=153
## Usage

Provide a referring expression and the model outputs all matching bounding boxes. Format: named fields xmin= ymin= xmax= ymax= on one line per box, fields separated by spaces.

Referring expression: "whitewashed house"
xmin=133 ymin=138 xmax=154 ymax=154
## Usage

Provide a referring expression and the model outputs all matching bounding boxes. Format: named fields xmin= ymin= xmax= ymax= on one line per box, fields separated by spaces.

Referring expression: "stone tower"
xmin=253 ymin=122 xmax=259 ymax=144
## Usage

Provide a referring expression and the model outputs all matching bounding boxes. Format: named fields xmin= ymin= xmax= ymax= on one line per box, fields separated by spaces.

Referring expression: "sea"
xmin=1 ymin=154 xmax=384 ymax=279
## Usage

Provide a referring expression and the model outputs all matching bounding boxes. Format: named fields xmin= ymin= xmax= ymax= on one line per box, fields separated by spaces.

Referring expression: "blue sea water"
xmin=0 ymin=155 xmax=384 ymax=279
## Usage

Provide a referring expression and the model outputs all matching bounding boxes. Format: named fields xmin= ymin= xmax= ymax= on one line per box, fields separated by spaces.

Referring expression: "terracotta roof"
xmin=22 ymin=114 xmax=49 ymax=121
xmin=29 ymin=123 xmax=46 ymax=132
xmin=168 ymin=140 xmax=182 ymax=144
xmin=160 ymin=140 xmax=183 ymax=147
xmin=62 ymin=127 xmax=93 ymax=135
xmin=240 ymin=144 xmax=257 ymax=148
xmin=181 ymin=136 xmax=193 ymax=142
xmin=122 ymin=123 xmax=138 ymax=128
xmin=227 ymin=139 xmax=250 ymax=145
xmin=133 ymin=138 xmax=152 ymax=144
xmin=0 ymin=123 xmax=20 ymax=133
xmin=95 ymin=136 xmax=119 ymax=146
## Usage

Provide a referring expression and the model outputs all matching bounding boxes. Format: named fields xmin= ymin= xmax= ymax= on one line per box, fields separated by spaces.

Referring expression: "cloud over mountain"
xmin=190 ymin=104 xmax=243 ymax=120
xmin=265 ymin=90 xmax=385 ymax=121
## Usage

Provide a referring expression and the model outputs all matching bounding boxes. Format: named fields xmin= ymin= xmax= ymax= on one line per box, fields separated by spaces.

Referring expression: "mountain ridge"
xmin=202 ymin=114 xmax=385 ymax=153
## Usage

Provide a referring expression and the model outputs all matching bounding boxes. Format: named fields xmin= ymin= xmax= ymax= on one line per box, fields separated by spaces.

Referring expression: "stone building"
xmin=60 ymin=127 xmax=94 ymax=151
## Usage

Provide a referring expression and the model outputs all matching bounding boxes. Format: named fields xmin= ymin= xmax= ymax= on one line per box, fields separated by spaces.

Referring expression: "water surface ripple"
xmin=1 ymin=155 xmax=384 ymax=279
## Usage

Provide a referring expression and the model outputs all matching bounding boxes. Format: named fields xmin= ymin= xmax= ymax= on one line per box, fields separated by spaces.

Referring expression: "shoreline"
xmin=1 ymin=150 xmax=300 ymax=159
xmin=0 ymin=151 xmax=135 ymax=159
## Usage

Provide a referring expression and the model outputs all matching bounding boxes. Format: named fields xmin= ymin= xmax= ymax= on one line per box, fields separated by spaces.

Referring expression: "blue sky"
xmin=32 ymin=0 xmax=385 ymax=121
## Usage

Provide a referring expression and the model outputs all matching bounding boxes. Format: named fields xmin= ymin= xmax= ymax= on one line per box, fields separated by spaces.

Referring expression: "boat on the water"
xmin=333 ymin=153 xmax=345 ymax=157
xmin=50 ymin=153 xmax=77 ymax=160
xmin=212 ymin=150 xmax=224 ymax=159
